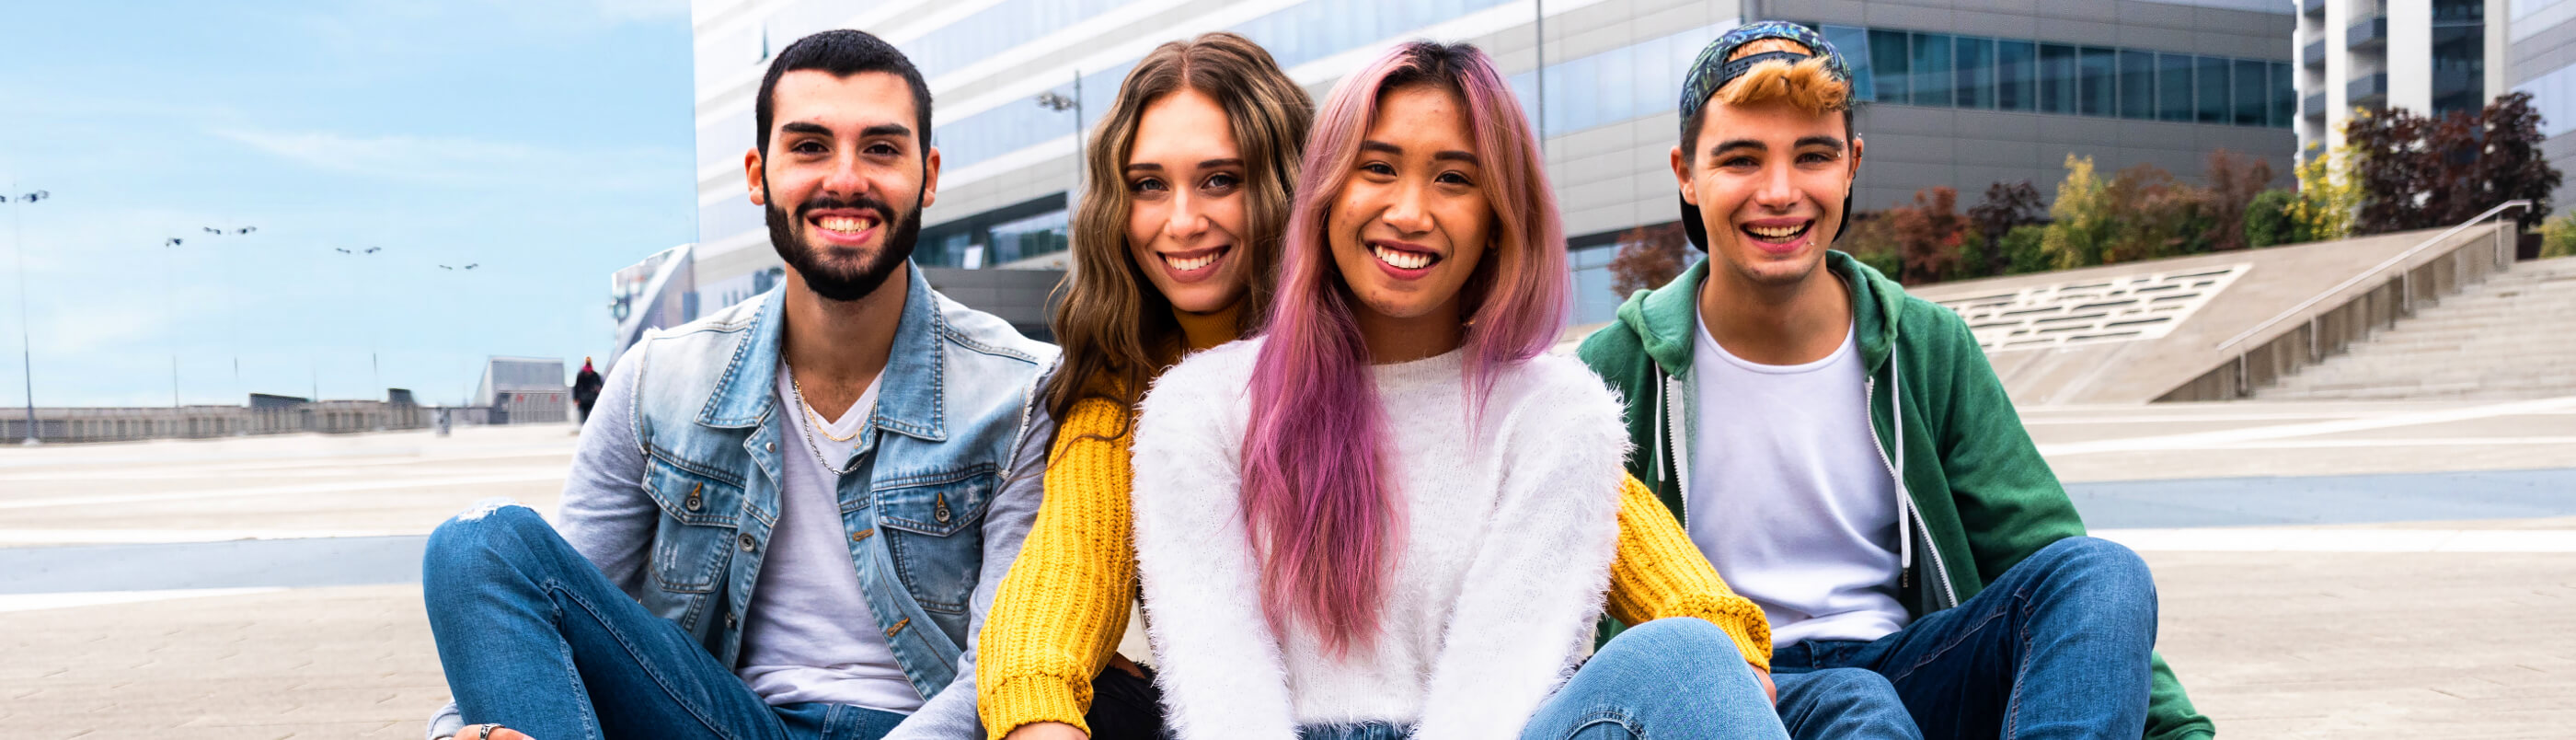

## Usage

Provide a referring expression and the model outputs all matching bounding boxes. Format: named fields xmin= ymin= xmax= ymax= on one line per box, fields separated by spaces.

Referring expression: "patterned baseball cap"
xmin=1675 ymin=21 xmax=1857 ymax=250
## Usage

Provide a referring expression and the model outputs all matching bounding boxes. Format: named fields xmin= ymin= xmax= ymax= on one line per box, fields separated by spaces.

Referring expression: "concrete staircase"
xmin=2260 ymin=256 xmax=2576 ymax=400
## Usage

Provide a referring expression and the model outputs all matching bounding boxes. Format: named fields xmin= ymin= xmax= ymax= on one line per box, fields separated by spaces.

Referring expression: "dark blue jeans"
xmin=1767 ymin=537 xmax=2160 ymax=740
xmin=1299 ymin=619 xmax=1798 ymax=740
xmin=422 ymin=504 xmax=905 ymax=740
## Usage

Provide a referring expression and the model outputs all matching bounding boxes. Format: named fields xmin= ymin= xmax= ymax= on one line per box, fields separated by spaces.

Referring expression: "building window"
xmin=2038 ymin=43 xmax=2077 ymax=115
xmin=2158 ymin=53 xmax=2197 ymax=122
xmin=1996 ymin=40 xmax=2037 ymax=111
xmin=1956 ymin=36 xmax=1995 ymax=110
xmin=1870 ymin=29 xmax=1913 ymax=104
xmin=2119 ymin=50 xmax=2156 ymax=120
xmin=2196 ymin=55 xmax=2231 ymax=123
xmin=2234 ymin=59 xmax=2268 ymax=126
xmin=1912 ymin=32 xmax=1954 ymax=107
xmin=986 ymin=208 xmax=1071 ymax=266
xmin=2078 ymin=47 xmax=2116 ymax=117
xmin=1823 ymin=25 xmax=1878 ymax=101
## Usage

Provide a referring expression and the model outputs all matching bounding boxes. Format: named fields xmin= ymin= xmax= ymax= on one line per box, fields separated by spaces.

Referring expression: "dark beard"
xmin=766 ymin=186 xmax=923 ymax=303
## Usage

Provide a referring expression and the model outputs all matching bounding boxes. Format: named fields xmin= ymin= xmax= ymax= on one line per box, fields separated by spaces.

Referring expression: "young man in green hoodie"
xmin=1577 ymin=22 xmax=2214 ymax=740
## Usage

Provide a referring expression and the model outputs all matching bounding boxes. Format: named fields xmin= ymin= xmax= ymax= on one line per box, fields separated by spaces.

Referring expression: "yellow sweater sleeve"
xmin=1604 ymin=474 xmax=1774 ymax=671
xmin=976 ymin=396 xmax=1138 ymax=738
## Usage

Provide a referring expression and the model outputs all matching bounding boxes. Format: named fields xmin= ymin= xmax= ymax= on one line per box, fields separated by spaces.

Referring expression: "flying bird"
xmin=464 ymin=263 xmax=478 ymax=270
xmin=165 ymin=238 xmax=182 ymax=247
xmin=334 ymin=248 xmax=351 ymax=254
xmin=363 ymin=247 xmax=381 ymax=254
xmin=438 ymin=265 xmax=454 ymax=271
xmin=202 ymin=227 xmax=221 ymax=234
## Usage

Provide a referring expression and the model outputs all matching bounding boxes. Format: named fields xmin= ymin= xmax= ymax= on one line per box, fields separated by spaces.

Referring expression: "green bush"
xmin=2543 ymin=212 xmax=2576 ymax=259
xmin=2001 ymin=225 xmax=2051 ymax=274
xmin=2245 ymin=188 xmax=2303 ymax=248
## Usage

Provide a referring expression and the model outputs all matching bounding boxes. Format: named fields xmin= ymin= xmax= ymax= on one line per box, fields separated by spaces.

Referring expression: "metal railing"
xmin=2216 ymin=200 xmax=2530 ymax=352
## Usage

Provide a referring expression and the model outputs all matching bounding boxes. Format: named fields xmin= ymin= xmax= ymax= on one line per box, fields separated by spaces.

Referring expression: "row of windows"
xmin=1504 ymin=24 xmax=1732 ymax=138
xmin=903 ymin=0 xmax=1136 ymax=82
xmin=1819 ymin=24 xmax=2297 ymax=129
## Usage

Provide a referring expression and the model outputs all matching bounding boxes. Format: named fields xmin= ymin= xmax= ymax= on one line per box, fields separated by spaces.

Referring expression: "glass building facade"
xmin=1814 ymin=24 xmax=2296 ymax=129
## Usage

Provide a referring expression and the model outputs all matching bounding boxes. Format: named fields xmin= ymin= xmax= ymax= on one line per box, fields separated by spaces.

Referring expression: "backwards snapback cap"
xmin=1674 ymin=21 xmax=1857 ymax=250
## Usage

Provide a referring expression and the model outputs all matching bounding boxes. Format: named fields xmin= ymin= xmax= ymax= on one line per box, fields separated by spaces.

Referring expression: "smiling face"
xmin=1675 ymin=96 xmax=1860 ymax=289
xmin=1326 ymin=84 xmax=1491 ymax=333
xmin=1124 ymin=87 xmax=1254 ymax=316
xmin=745 ymin=69 xmax=940 ymax=302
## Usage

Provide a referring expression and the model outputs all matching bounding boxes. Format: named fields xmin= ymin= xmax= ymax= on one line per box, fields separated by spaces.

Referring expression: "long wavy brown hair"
xmin=1041 ymin=31 xmax=1314 ymax=428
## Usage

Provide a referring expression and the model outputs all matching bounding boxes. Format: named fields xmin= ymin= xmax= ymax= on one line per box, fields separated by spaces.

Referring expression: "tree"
xmin=1968 ymin=181 xmax=2045 ymax=278
xmin=2201 ymin=150 xmax=2275 ymax=251
xmin=2099 ymin=163 xmax=2210 ymax=263
xmin=1839 ymin=212 xmax=1903 ymax=279
xmin=1606 ymin=221 xmax=1689 ymax=298
xmin=2476 ymin=91 xmax=2561 ymax=231
xmin=2245 ymin=188 xmax=2302 ymax=248
xmin=2042 ymin=154 xmax=2110 ymax=270
xmin=2345 ymin=107 xmax=2443 ymax=235
xmin=1889 ymin=187 xmax=1968 ymax=284
xmin=2345 ymin=96 xmax=2562 ymax=235
xmin=2291 ymin=140 xmax=2362 ymax=242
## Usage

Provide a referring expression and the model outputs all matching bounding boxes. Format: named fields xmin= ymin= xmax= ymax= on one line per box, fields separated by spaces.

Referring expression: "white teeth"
xmin=1166 ymin=252 xmax=1217 ymax=272
xmin=818 ymin=215 xmax=872 ymax=234
xmin=1373 ymin=245 xmax=1433 ymax=271
xmin=1745 ymin=224 xmax=1806 ymax=239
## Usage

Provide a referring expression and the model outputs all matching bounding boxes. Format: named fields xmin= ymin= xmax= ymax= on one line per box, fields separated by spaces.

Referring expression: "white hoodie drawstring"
xmin=1892 ymin=351 xmax=1912 ymax=574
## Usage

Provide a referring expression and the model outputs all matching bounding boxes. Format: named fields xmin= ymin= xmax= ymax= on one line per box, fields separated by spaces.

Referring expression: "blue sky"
xmin=0 ymin=0 xmax=695 ymax=407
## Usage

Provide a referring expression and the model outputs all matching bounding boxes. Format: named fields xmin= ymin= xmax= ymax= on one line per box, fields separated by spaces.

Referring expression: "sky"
xmin=0 ymin=0 xmax=696 ymax=407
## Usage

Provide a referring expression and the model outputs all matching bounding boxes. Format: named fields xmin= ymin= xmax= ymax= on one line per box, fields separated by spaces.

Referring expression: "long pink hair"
xmin=1237 ymin=40 xmax=1569 ymax=655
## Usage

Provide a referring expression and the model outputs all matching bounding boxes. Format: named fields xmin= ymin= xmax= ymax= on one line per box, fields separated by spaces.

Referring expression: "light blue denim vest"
xmin=619 ymin=265 xmax=1054 ymax=699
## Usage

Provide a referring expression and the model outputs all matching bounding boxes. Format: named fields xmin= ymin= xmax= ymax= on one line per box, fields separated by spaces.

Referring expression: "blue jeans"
xmin=1768 ymin=537 xmax=2159 ymax=740
xmin=421 ymin=505 xmax=907 ymax=740
xmin=1299 ymin=619 xmax=1792 ymax=740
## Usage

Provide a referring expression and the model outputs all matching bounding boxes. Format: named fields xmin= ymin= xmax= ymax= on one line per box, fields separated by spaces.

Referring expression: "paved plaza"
xmin=5 ymin=398 xmax=2574 ymax=738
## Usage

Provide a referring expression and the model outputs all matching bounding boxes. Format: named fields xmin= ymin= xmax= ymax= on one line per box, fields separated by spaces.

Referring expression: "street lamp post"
xmin=201 ymin=225 xmax=256 ymax=406
xmin=1035 ymin=69 xmax=1084 ymax=240
xmin=164 ymin=237 xmax=184 ymax=409
xmin=9 ymin=187 xmax=48 ymax=445
xmin=335 ymin=246 xmax=385 ymax=429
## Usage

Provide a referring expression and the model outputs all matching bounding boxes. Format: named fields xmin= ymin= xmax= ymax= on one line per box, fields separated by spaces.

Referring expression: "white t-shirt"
xmin=1687 ymin=306 xmax=1910 ymax=650
xmin=735 ymin=362 xmax=921 ymax=711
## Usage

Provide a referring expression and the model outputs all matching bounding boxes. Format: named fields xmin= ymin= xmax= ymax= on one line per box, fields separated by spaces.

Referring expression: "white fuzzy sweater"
xmin=1129 ymin=338 xmax=1631 ymax=740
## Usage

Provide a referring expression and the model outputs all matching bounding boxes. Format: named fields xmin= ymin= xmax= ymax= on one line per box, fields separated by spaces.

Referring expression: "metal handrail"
xmin=2214 ymin=200 xmax=2530 ymax=352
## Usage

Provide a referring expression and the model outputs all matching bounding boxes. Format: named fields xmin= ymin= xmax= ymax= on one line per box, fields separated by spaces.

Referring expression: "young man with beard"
xmin=418 ymin=30 xmax=1064 ymax=740
xmin=1577 ymin=23 xmax=2214 ymax=740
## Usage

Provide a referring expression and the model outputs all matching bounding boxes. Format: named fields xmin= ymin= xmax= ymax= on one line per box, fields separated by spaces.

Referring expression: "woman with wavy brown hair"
xmin=974 ymin=31 xmax=1312 ymax=740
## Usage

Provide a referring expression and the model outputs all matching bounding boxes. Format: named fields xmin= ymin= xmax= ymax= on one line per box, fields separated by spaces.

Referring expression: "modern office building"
xmin=2507 ymin=1 xmax=2576 ymax=190
xmin=684 ymin=0 xmax=2297 ymax=329
xmin=2294 ymin=0 xmax=2502 ymax=153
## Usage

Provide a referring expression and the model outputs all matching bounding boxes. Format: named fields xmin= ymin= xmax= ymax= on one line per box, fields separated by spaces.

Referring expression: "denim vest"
xmin=620 ymin=266 xmax=1054 ymax=699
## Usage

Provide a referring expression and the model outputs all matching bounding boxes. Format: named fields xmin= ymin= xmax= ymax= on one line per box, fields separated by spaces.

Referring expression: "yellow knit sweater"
xmin=975 ymin=392 xmax=1771 ymax=738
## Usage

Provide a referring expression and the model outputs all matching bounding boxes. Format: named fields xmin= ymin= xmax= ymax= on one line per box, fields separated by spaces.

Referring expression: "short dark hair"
xmin=754 ymin=29 xmax=934 ymax=156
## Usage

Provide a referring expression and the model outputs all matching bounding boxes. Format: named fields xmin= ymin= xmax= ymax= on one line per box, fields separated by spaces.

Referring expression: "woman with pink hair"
xmin=1125 ymin=40 xmax=1791 ymax=740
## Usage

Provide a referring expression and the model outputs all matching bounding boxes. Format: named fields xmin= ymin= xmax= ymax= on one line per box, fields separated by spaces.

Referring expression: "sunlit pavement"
xmin=4 ymin=401 xmax=2572 ymax=738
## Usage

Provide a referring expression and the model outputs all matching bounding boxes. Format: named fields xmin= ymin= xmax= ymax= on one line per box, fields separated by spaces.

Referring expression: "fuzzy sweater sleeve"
xmin=1411 ymin=368 xmax=1630 ymax=740
xmin=1128 ymin=356 xmax=1297 ymax=740
xmin=974 ymin=394 xmax=1138 ymax=738
xmin=1604 ymin=474 xmax=1774 ymax=670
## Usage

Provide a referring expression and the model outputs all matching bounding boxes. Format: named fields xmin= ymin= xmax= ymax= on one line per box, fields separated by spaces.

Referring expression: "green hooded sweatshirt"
xmin=1575 ymin=252 xmax=2213 ymax=740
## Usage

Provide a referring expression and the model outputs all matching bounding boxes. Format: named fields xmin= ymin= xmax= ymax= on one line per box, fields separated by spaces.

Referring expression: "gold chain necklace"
xmin=789 ymin=371 xmax=864 ymax=443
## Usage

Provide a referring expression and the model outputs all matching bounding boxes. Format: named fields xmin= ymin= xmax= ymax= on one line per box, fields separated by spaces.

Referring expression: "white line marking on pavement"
xmin=0 ymin=528 xmax=413 ymax=545
xmin=0 ymin=471 xmax=565 ymax=510
xmin=0 ymin=587 xmax=286 ymax=613
xmin=2039 ymin=396 xmax=2576 ymax=456
xmin=2098 ymin=527 xmax=2576 ymax=552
